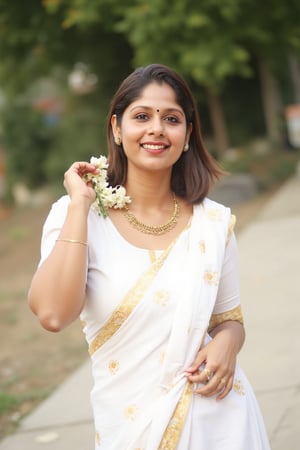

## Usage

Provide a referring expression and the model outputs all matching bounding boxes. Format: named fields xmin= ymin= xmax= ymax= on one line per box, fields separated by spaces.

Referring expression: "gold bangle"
xmin=56 ymin=238 xmax=88 ymax=247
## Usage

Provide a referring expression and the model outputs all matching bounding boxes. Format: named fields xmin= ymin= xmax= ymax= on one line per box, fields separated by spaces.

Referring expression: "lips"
xmin=141 ymin=143 xmax=169 ymax=152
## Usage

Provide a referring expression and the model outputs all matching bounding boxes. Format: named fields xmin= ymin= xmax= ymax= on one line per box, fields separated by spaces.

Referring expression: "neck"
xmin=125 ymin=172 xmax=172 ymax=209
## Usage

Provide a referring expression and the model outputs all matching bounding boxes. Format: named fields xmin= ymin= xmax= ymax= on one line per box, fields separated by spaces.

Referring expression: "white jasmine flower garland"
xmin=84 ymin=155 xmax=131 ymax=218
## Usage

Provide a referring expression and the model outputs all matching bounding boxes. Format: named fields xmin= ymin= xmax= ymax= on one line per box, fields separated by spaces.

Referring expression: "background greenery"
xmin=0 ymin=0 xmax=300 ymax=201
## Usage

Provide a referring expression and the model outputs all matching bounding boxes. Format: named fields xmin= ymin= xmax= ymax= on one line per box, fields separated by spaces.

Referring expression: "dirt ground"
xmin=0 ymin=200 xmax=88 ymax=439
xmin=0 ymin=188 xmax=276 ymax=440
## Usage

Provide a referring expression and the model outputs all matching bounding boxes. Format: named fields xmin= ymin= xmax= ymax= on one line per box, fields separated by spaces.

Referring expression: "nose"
xmin=148 ymin=116 xmax=164 ymax=136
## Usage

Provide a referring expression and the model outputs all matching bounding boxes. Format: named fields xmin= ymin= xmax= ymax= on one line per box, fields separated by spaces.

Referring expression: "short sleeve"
xmin=208 ymin=225 xmax=244 ymax=332
xmin=38 ymin=195 xmax=70 ymax=266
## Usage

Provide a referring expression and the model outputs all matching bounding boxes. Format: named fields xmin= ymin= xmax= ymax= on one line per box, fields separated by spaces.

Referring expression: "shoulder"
xmin=46 ymin=195 xmax=102 ymax=220
xmin=43 ymin=195 xmax=70 ymax=228
xmin=43 ymin=195 xmax=101 ymax=229
xmin=195 ymin=197 xmax=231 ymax=221
xmin=194 ymin=198 xmax=235 ymax=244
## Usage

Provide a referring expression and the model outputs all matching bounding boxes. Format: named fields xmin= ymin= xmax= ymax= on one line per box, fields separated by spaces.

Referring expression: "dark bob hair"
xmin=106 ymin=63 xmax=223 ymax=204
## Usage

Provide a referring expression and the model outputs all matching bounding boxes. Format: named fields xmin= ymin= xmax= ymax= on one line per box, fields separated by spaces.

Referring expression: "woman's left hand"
xmin=185 ymin=321 xmax=245 ymax=400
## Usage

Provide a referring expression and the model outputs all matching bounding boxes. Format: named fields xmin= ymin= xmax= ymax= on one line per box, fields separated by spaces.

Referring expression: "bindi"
xmin=156 ymin=109 xmax=160 ymax=112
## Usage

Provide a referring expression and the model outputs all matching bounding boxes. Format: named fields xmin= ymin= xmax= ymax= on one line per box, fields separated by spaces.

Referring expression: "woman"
xmin=28 ymin=64 xmax=270 ymax=449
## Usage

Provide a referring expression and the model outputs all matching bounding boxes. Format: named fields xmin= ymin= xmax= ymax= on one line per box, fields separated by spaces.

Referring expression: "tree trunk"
xmin=206 ymin=89 xmax=230 ymax=158
xmin=257 ymin=57 xmax=282 ymax=147
xmin=288 ymin=53 xmax=300 ymax=104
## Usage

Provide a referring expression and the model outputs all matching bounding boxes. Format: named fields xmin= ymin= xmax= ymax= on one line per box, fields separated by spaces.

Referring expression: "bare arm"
xmin=209 ymin=319 xmax=245 ymax=352
xmin=28 ymin=161 xmax=98 ymax=332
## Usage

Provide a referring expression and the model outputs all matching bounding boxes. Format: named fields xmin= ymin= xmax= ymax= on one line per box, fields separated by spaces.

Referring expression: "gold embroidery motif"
xmin=159 ymin=351 xmax=166 ymax=364
xmin=81 ymin=320 xmax=87 ymax=329
xmin=226 ymin=214 xmax=236 ymax=246
xmin=164 ymin=382 xmax=175 ymax=392
xmin=89 ymin=243 xmax=175 ymax=355
xmin=208 ymin=305 xmax=244 ymax=333
xmin=206 ymin=208 xmax=223 ymax=221
xmin=233 ymin=379 xmax=246 ymax=395
xmin=199 ymin=240 xmax=206 ymax=253
xmin=159 ymin=382 xmax=193 ymax=449
xmin=203 ymin=270 xmax=219 ymax=286
xmin=95 ymin=431 xmax=101 ymax=445
xmin=108 ymin=359 xmax=119 ymax=374
xmin=153 ymin=289 xmax=170 ymax=307
xmin=124 ymin=404 xmax=138 ymax=421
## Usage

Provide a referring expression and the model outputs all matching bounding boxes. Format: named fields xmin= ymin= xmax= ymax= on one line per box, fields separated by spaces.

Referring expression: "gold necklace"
xmin=122 ymin=193 xmax=180 ymax=235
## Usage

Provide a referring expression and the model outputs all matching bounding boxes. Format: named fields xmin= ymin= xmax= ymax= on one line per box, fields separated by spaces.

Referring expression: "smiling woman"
xmin=28 ymin=64 xmax=271 ymax=449
xmin=111 ymin=82 xmax=191 ymax=174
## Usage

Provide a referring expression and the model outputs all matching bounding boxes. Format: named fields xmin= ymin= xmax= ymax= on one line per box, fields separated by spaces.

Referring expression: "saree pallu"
xmin=80 ymin=199 xmax=270 ymax=450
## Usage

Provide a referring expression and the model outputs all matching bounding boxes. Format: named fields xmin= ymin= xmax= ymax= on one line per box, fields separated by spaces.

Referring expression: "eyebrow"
xmin=129 ymin=105 xmax=185 ymax=117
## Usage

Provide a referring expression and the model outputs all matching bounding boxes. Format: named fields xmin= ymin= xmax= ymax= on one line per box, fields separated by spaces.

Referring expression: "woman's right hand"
xmin=63 ymin=161 xmax=99 ymax=207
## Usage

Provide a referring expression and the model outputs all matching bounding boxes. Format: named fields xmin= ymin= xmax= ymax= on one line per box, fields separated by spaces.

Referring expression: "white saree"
xmin=40 ymin=196 xmax=270 ymax=450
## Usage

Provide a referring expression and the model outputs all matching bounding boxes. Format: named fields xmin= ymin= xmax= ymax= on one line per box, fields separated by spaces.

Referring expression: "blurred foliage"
xmin=40 ymin=0 xmax=300 ymax=92
xmin=0 ymin=0 xmax=300 ymax=199
xmin=0 ymin=0 xmax=132 ymax=97
xmin=44 ymin=101 xmax=106 ymax=184
xmin=0 ymin=96 xmax=108 ymax=198
xmin=221 ymin=147 xmax=300 ymax=189
xmin=1 ymin=104 xmax=54 ymax=194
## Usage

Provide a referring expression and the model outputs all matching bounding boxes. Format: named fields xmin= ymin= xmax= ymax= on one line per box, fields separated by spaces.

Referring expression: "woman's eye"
xmin=165 ymin=116 xmax=179 ymax=123
xmin=135 ymin=113 xmax=148 ymax=120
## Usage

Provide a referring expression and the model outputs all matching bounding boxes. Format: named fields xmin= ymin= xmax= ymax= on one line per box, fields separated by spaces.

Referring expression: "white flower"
xmin=85 ymin=155 xmax=131 ymax=217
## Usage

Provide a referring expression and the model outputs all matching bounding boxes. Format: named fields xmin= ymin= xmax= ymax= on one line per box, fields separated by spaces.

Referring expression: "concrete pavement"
xmin=1 ymin=174 xmax=300 ymax=449
xmin=238 ymin=175 xmax=300 ymax=450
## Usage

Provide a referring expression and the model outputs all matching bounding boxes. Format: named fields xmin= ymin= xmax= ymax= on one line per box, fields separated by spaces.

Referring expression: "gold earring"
xmin=183 ymin=143 xmax=189 ymax=152
xmin=114 ymin=136 xmax=121 ymax=146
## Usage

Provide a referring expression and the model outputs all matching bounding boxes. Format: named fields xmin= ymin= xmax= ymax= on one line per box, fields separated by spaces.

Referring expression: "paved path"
xmin=1 ymin=175 xmax=299 ymax=449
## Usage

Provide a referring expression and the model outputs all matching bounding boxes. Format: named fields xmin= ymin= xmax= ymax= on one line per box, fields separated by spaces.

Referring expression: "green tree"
xmin=236 ymin=0 xmax=300 ymax=146
xmin=0 ymin=0 xmax=132 ymax=192
xmin=1 ymin=104 xmax=54 ymax=200
xmin=44 ymin=0 xmax=251 ymax=156
xmin=0 ymin=0 xmax=132 ymax=97
xmin=1 ymin=0 xmax=300 ymax=169
xmin=114 ymin=0 xmax=251 ymax=156
xmin=112 ymin=0 xmax=300 ymax=150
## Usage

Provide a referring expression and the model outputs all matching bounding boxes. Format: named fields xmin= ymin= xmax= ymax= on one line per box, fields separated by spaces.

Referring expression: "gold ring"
xmin=203 ymin=367 xmax=212 ymax=381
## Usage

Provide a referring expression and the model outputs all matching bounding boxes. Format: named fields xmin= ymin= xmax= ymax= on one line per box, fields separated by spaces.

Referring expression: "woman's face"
xmin=111 ymin=82 xmax=192 ymax=174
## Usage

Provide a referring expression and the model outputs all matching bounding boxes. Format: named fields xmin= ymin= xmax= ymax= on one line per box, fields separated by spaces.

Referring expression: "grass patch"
xmin=1 ymin=312 xmax=18 ymax=325
xmin=0 ymin=388 xmax=50 ymax=417
xmin=0 ymin=391 xmax=19 ymax=416
xmin=0 ymin=291 xmax=7 ymax=303
xmin=8 ymin=226 xmax=29 ymax=241
xmin=0 ymin=288 xmax=28 ymax=304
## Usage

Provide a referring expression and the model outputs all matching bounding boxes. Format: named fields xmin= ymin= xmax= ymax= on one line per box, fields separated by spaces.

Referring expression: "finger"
xmin=194 ymin=370 xmax=230 ymax=396
xmin=214 ymin=375 xmax=227 ymax=394
xmin=80 ymin=163 xmax=100 ymax=174
xmin=216 ymin=375 xmax=233 ymax=400
xmin=185 ymin=354 xmax=206 ymax=374
xmin=188 ymin=366 xmax=214 ymax=386
xmin=194 ymin=376 xmax=221 ymax=397
xmin=68 ymin=162 xmax=99 ymax=175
